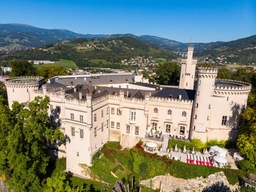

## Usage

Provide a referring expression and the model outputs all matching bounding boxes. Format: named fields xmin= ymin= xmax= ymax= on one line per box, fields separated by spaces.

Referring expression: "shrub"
xmin=206 ymin=139 xmax=226 ymax=148
xmin=237 ymin=160 xmax=254 ymax=172
xmin=92 ymin=149 xmax=101 ymax=163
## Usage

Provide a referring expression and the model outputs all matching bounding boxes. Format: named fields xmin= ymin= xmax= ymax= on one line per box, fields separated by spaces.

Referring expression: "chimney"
xmin=79 ymin=92 xmax=82 ymax=100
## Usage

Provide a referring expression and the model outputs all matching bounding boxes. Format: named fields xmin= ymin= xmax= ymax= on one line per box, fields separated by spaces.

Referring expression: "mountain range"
xmin=0 ymin=23 xmax=256 ymax=64
xmin=0 ymin=23 xmax=222 ymax=51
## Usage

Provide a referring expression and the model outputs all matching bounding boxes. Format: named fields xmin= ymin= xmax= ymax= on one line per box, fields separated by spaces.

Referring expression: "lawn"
xmin=33 ymin=59 xmax=77 ymax=69
xmin=91 ymin=142 xmax=246 ymax=186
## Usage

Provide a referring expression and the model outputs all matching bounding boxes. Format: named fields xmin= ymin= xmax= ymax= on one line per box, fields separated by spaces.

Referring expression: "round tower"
xmin=4 ymin=76 xmax=44 ymax=108
xmin=190 ymin=68 xmax=218 ymax=142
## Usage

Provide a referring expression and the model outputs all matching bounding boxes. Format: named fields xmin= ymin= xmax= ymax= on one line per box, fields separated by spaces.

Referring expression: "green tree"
xmin=44 ymin=172 xmax=74 ymax=192
xmin=155 ymin=62 xmax=180 ymax=85
xmin=0 ymin=96 xmax=64 ymax=192
xmin=37 ymin=66 xmax=68 ymax=81
xmin=217 ymin=67 xmax=232 ymax=79
xmin=9 ymin=60 xmax=37 ymax=77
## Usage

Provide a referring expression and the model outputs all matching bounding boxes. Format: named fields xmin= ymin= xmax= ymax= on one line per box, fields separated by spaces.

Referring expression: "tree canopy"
xmin=9 ymin=60 xmax=37 ymax=77
xmin=37 ymin=66 xmax=68 ymax=81
xmin=0 ymin=96 xmax=64 ymax=192
xmin=155 ymin=62 xmax=180 ymax=85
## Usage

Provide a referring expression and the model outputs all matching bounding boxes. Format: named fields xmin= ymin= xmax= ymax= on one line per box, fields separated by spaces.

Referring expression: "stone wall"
xmin=140 ymin=172 xmax=239 ymax=192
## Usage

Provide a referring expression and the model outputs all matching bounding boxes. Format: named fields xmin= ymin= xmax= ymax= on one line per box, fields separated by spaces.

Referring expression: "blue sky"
xmin=1 ymin=0 xmax=255 ymax=43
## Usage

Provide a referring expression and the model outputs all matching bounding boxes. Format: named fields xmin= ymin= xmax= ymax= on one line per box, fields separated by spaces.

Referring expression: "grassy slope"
xmin=33 ymin=59 xmax=77 ymax=69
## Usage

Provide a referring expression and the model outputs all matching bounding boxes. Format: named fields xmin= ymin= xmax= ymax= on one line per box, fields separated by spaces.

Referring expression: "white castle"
xmin=4 ymin=46 xmax=251 ymax=176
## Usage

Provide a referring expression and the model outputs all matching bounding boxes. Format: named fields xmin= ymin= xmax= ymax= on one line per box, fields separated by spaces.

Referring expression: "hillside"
xmin=0 ymin=23 xmax=105 ymax=50
xmin=5 ymin=36 xmax=177 ymax=68
xmin=139 ymin=35 xmax=223 ymax=52
xmin=194 ymin=35 xmax=256 ymax=64
xmin=1 ymin=23 xmax=256 ymax=64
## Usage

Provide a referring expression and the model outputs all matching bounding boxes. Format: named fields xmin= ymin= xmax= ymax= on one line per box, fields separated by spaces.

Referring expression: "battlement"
xmin=197 ymin=67 xmax=218 ymax=74
xmin=4 ymin=76 xmax=44 ymax=87
xmin=149 ymin=96 xmax=193 ymax=105
xmin=214 ymin=79 xmax=251 ymax=91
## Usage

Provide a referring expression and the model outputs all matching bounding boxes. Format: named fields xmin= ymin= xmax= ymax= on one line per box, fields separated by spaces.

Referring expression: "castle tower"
xmin=179 ymin=46 xmax=197 ymax=90
xmin=4 ymin=76 xmax=44 ymax=108
xmin=190 ymin=68 xmax=218 ymax=142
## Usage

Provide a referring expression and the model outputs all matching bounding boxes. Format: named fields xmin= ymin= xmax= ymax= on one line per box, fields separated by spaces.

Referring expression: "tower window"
xmin=80 ymin=129 xmax=84 ymax=138
xmin=71 ymin=127 xmax=75 ymax=136
xmin=154 ymin=108 xmax=158 ymax=113
xmin=126 ymin=125 xmax=130 ymax=133
xmin=167 ymin=110 xmax=172 ymax=115
xmin=182 ymin=111 xmax=186 ymax=117
xmin=135 ymin=126 xmax=139 ymax=135
xmin=221 ymin=116 xmax=228 ymax=125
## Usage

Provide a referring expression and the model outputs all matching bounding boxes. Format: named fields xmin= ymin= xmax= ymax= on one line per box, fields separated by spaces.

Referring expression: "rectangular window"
xmin=94 ymin=127 xmax=97 ymax=137
xmin=117 ymin=122 xmax=120 ymax=129
xmin=117 ymin=109 xmax=121 ymax=115
xmin=196 ymin=103 xmax=198 ymax=108
xmin=106 ymin=120 xmax=109 ymax=128
xmin=80 ymin=115 xmax=83 ymax=122
xmin=101 ymin=110 xmax=104 ymax=118
xmin=71 ymin=113 xmax=74 ymax=120
xmin=94 ymin=114 xmax=97 ymax=122
xmin=111 ymin=121 xmax=114 ymax=128
xmin=130 ymin=110 xmax=136 ymax=121
xmin=207 ymin=116 xmax=209 ymax=121
xmin=166 ymin=124 xmax=171 ymax=133
xmin=152 ymin=123 xmax=157 ymax=130
xmin=194 ymin=115 xmax=197 ymax=119
xmin=221 ymin=116 xmax=228 ymax=125
xmin=126 ymin=125 xmax=130 ymax=133
xmin=71 ymin=127 xmax=75 ymax=136
xmin=135 ymin=126 xmax=139 ymax=135
xmin=111 ymin=108 xmax=115 ymax=115
xmin=80 ymin=129 xmax=84 ymax=138
xmin=209 ymin=104 xmax=211 ymax=109
xmin=106 ymin=107 xmax=109 ymax=115
xmin=101 ymin=123 xmax=104 ymax=132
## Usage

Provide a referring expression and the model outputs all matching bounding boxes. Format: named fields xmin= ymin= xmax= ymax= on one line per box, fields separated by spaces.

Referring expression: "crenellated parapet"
xmin=149 ymin=96 xmax=193 ymax=105
xmin=214 ymin=79 xmax=251 ymax=95
xmin=197 ymin=67 xmax=218 ymax=78
xmin=4 ymin=76 xmax=44 ymax=88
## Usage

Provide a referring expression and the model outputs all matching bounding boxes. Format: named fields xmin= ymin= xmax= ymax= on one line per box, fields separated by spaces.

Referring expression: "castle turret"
xmin=4 ymin=76 xmax=45 ymax=108
xmin=190 ymin=68 xmax=218 ymax=142
xmin=179 ymin=46 xmax=197 ymax=90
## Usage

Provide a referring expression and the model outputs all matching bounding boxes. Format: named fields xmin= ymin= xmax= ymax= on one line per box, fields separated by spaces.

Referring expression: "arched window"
xmin=167 ymin=110 xmax=172 ymax=115
xmin=182 ymin=111 xmax=186 ymax=117
xmin=180 ymin=126 xmax=185 ymax=135
xmin=154 ymin=108 xmax=158 ymax=113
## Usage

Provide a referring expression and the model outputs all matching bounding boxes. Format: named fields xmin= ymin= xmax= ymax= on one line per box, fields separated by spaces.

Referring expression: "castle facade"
xmin=4 ymin=46 xmax=251 ymax=176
